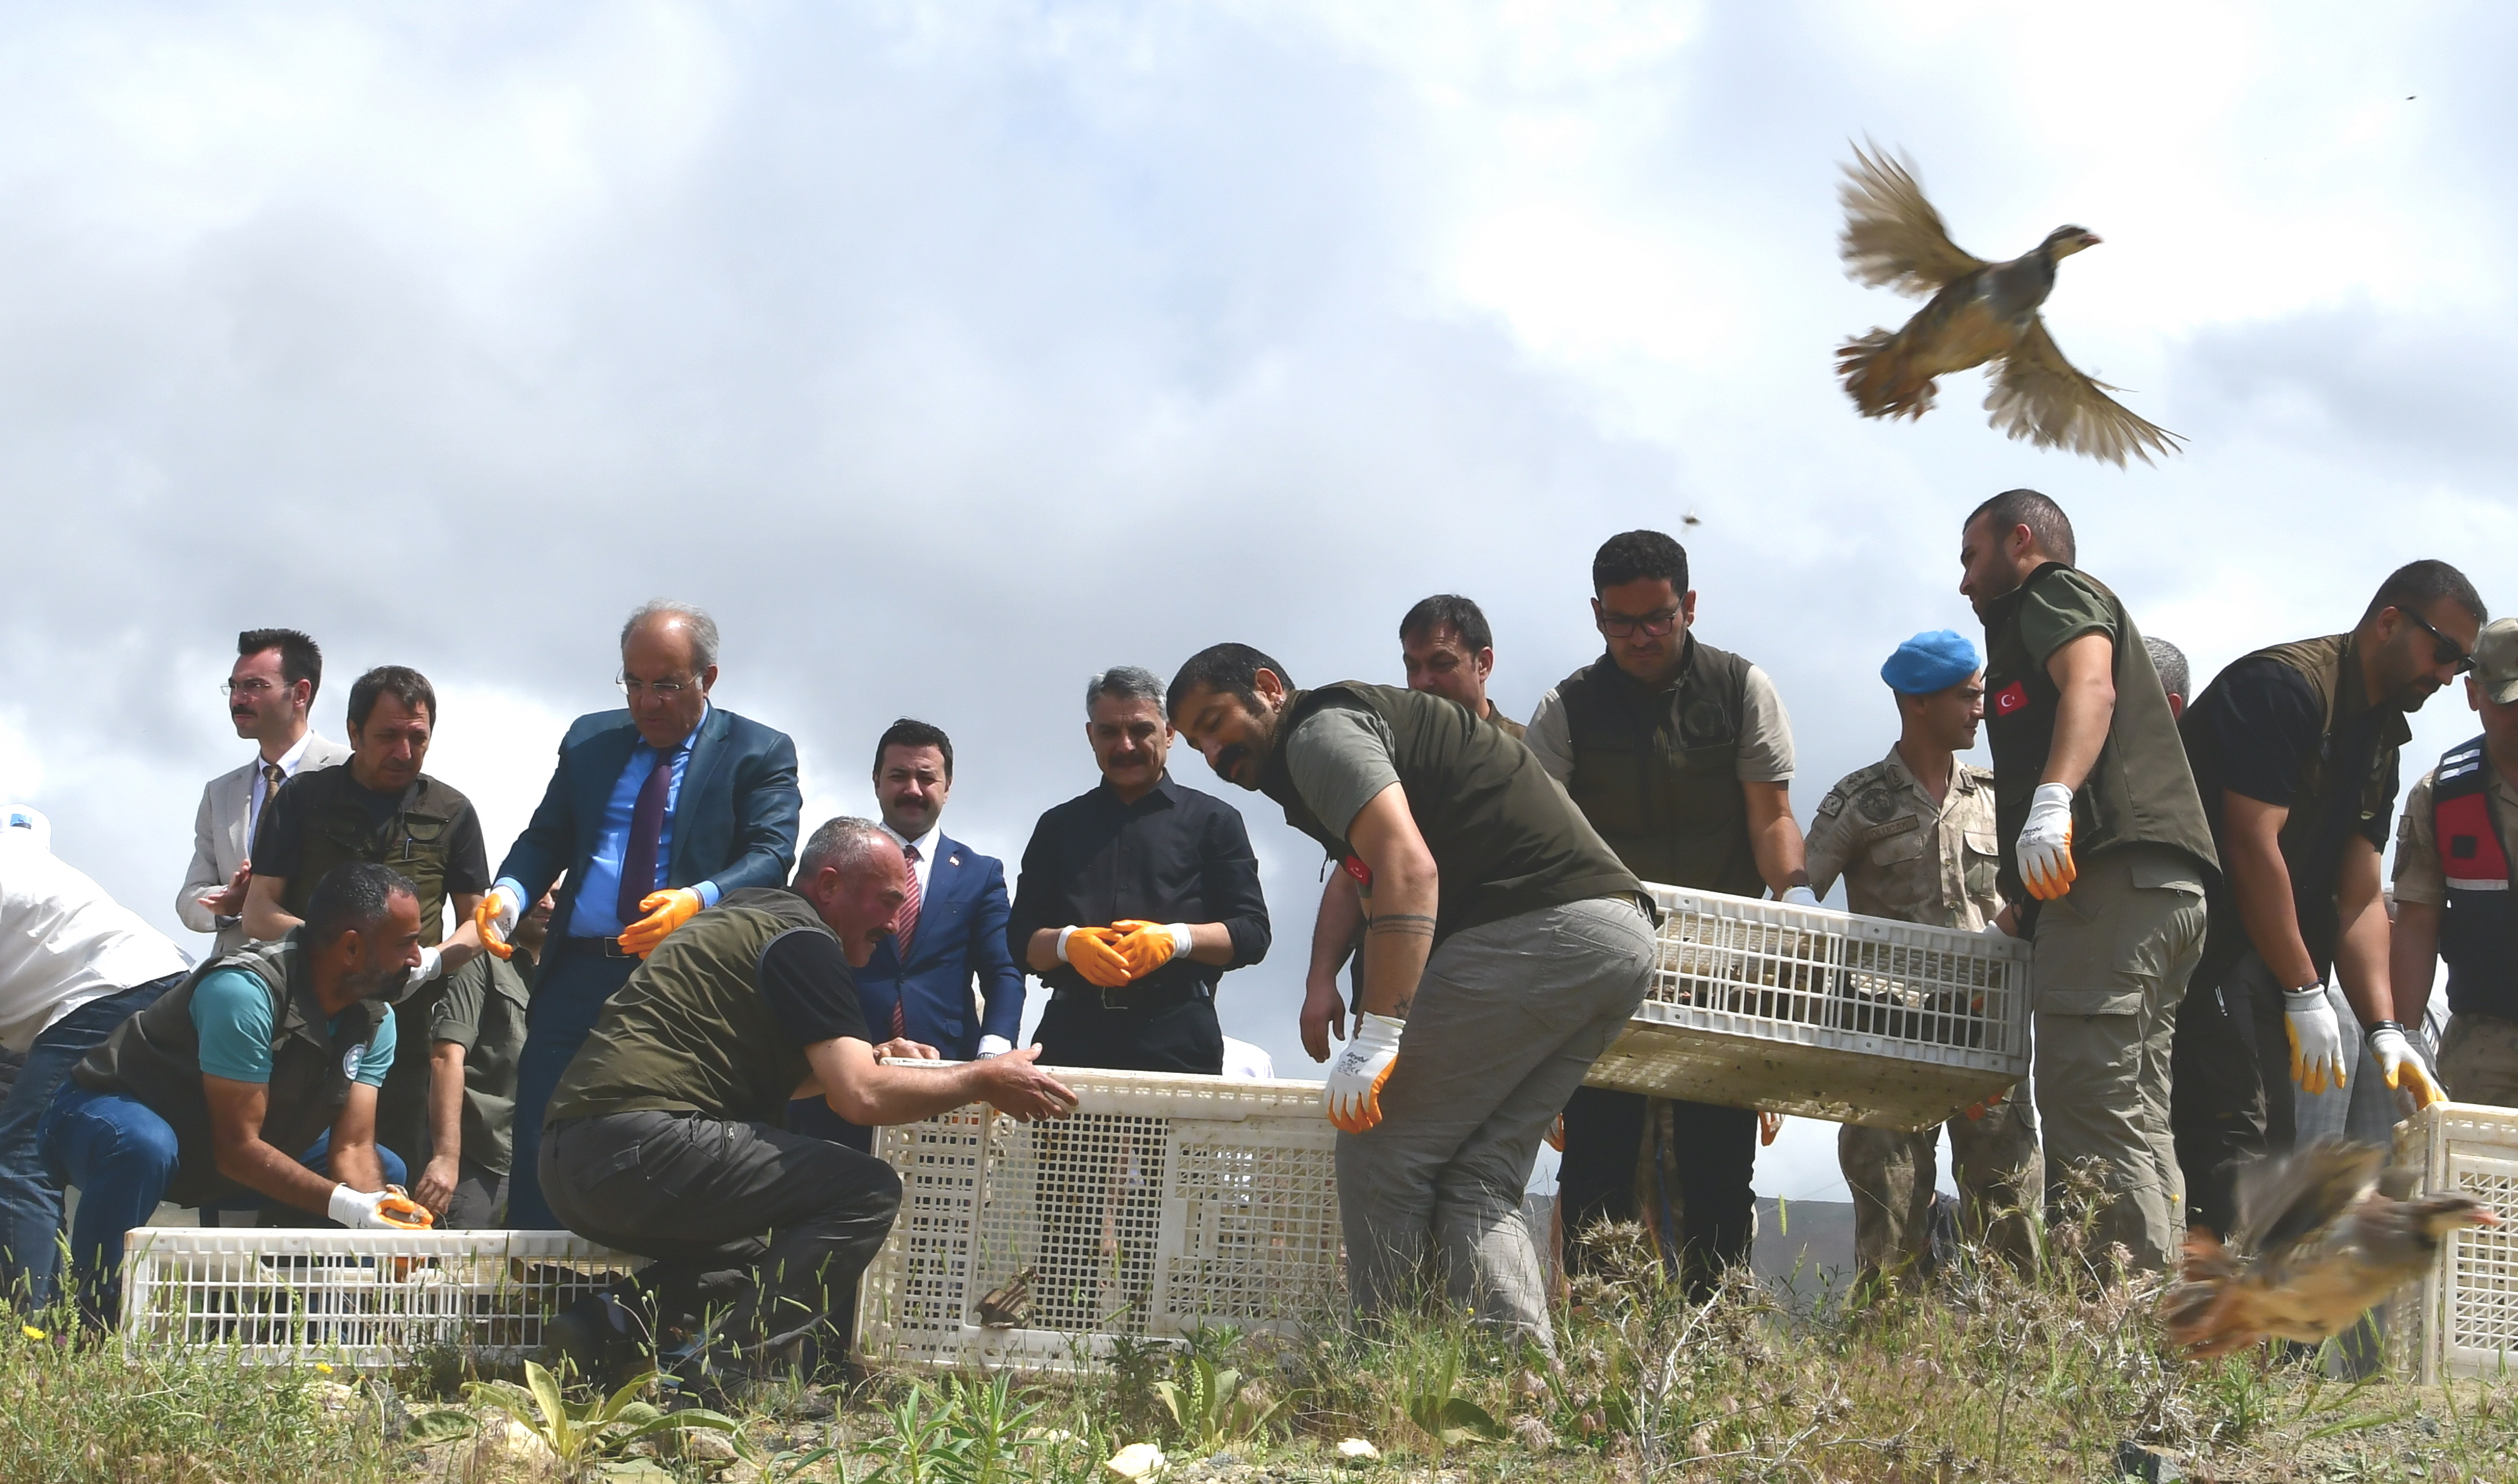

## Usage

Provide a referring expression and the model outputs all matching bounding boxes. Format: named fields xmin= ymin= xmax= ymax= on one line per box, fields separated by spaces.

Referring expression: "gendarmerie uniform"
xmin=2396 ymin=739 xmax=2518 ymax=1106
xmin=1525 ymin=634 xmax=1793 ymax=1298
xmin=2174 ymin=633 xmax=2406 ymax=1236
xmin=1980 ymin=563 xmax=2216 ymax=1270
xmin=1805 ymin=750 xmax=2040 ymax=1279
xmin=1259 ymin=682 xmax=1653 ymax=1346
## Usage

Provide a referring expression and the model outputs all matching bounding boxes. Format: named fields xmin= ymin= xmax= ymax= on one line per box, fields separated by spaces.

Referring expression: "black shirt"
xmin=252 ymin=769 xmax=492 ymax=894
xmin=1006 ymin=774 xmax=1271 ymax=998
xmin=759 ymin=930 xmax=873 ymax=1046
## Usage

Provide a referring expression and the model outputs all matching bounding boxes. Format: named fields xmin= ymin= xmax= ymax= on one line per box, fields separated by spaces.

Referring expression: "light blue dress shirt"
xmin=500 ymin=706 xmax=722 ymax=940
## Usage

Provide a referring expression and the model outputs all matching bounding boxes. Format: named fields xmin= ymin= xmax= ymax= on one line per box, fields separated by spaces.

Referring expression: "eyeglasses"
xmin=1597 ymin=608 xmax=1682 ymax=639
xmin=616 ymin=672 xmax=697 ymax=697
xmin=2400 ymin=608 xmax=2474 ymax=673
xmin=221 ymin=677 xmax=283 ymax=697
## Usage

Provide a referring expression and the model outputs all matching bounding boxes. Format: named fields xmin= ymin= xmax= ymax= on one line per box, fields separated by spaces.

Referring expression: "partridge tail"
xmin=1837 ymin=328 xmax=1938 ymax=420
xmin=2160 ymin=1231 xmax=2256 ymax=1357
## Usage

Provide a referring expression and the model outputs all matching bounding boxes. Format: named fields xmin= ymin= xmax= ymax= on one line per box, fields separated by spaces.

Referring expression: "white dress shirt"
xmin=880 ymin=819 xmax=943 ymax=901
xmin=247 ymin=731 xmax=320 ymax=842
xmin=1 ymin=837 xmax=190 ymax=1053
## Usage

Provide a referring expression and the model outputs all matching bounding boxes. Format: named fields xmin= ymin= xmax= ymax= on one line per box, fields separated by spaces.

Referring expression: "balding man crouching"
xmin=539 ymin=818 xmax=1076 ymax=1387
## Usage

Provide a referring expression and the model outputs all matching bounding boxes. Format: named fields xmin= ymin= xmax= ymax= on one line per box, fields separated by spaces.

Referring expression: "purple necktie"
xmin=616 ymin=750 xmax=675 ymax=927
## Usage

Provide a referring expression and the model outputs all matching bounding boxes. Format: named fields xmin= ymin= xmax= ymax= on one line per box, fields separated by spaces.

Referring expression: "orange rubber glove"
xmin=620 ymin=888 xmax=704 ymax=957
xmin=1111 ymin=920 xmax=1192 ymax=979
xmin=473 ymin=885 xmax=524 ymax=962
xmin=1058 ymin=926 xmax=1134 ymax=989
xmin=1326 ymin=1013 xmax=1403 ymax=1132
xmin=1961 ymin=1086 xmax=2006 ymax=1121
xmin=1759 ymin=1110 xmax=1783 ymax=1146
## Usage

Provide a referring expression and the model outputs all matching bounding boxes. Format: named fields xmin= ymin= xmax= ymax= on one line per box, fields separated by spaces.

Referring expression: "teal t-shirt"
xmin=190 ymin=967 xmax=395 ymax=1087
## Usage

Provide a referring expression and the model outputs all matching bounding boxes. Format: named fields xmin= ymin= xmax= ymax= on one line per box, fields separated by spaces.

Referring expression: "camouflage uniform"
xmin=1805 ymin=748 xmax=2043 ymax=1281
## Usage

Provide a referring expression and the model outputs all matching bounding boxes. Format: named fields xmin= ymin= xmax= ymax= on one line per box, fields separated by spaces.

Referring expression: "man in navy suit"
xmin=790 ymin=719 xmax=1026 ymax=1150
xmin=474 ymin=601 xmax=802 ymax=1228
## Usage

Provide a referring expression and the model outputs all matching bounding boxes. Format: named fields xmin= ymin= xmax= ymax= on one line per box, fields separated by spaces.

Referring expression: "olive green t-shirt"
xmin=2016 ymin=567 xmax=2120 ymax=668
xmin=429 ymin=952 xmax=530 ymax=1173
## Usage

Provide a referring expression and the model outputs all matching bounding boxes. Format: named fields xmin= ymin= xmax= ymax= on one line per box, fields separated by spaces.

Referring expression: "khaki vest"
xmin=1981 ymin=563 xmax=2217 ymax=912
xmin=72 ymin=934 xmax=392 ymax=1207
xmin=1258 ymin=682 xmax=1640 ymax=944
xmin=1554 ymin=638 xmax=1765 ymax=895
xmin=546 ymin=888 xmax=837 ymax=1125
xmin=276 ymin=765 xmax=469 ymax=946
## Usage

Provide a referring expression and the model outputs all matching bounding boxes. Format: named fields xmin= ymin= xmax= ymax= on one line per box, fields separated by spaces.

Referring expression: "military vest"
xmin=1552 ymin=638 xmax=1764 ymax=895
xmin=277 ymin=765 xmax=469 ymax=946
xmin=71 ymin=934 xmax=392 ymax=1207
xmin=2431 ymin=737 xmax=2518 ymax=1021
xmin=546 ymin=888 xmax=842 ymax=1125
xmin=1257 ymin=683 xmax=1640 ymax=945
xmin=2183 ymin=633 xmax=2407 ymax=990
xmin=1981 ymin=563 xmax=2217 ymax=910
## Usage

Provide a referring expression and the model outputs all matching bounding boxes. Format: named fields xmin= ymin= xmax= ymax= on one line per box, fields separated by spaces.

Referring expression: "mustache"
xmin=1215 ymin=742 xmax=1252 ymax=774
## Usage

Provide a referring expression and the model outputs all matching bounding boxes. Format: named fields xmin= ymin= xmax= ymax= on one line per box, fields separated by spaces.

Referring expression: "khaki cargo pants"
xmin=2439 ymin=1012 xmax=2518 ymax=1108
xmin=2029 ymin=843 xmax=2205 ymax=1273
xmin=1840 ymin=1091 xmax=2043 ymax=1281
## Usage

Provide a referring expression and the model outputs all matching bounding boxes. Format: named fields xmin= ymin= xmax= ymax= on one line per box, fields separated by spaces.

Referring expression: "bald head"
xmin=794 ymin=817 xmax=910 ymax=967
xmin=619 ymin=599 xmax=718 ymax=748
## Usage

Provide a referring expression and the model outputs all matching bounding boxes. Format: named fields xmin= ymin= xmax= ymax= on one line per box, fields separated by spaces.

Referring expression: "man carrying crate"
xmin=1959 ymin=490 xmax=2218 ymax=1272
xmin=1167 ymin=644 xmax=1655 ymax=1349
xmin=1522 ymin=530 xmax=1816 ymax=1298
xmin=538 ymin=818 xmax=1076 ymax=1389
xmin=1805 ymin=629 xmax=2042 ymax=1284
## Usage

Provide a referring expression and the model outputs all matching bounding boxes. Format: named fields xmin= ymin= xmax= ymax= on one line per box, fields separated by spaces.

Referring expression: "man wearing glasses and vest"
xmin=2394 ymin=617 xmax=2518 ymax=1108
xmin=478 ymin=600 xmax=802 ymax=1230
xmin=1524 ymin=530 xmax=1814 ymax=1299
xmin=2173 ymin=560 xmax=2477 ymax=1238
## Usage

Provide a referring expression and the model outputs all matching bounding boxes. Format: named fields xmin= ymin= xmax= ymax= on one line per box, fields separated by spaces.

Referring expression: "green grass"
xmin=15 ymin=1198 xmax=2518 ymax=1484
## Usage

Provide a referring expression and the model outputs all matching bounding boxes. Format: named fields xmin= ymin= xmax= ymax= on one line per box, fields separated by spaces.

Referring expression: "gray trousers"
xmin=1337 ymin=895 xmax=1655 ymax=1348
xmin=543 ymin=1111 xmax=903 ymax=1368
xmin=1840 ymin=1090 xmax=2043 ymax=1281
xmin=2029 ymin=844 xmax=2206 ymax=1272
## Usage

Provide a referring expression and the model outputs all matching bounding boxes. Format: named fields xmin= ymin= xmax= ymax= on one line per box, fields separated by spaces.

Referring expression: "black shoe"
xmin=543 ymin=1289 xmax=649 ymax=1386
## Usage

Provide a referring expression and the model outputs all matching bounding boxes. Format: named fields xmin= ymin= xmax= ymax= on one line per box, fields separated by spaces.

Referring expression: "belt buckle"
xmin=602 ymin=936 xmax=633 ymax=959
xmin=1100 ymin=984 xmax=1130 ymax=1011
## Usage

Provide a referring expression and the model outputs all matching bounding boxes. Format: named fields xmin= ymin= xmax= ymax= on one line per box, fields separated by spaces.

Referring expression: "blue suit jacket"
xmin=851 ymin=833 xmax=1025 ymax=1060
xmin=494 ymin=705 xmax=802 ymax=978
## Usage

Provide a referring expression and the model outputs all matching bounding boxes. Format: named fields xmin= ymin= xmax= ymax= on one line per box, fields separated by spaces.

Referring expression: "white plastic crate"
xmin=2393 ymin=1102 xmax=2518 ymax=1382
xmin=120 ymin=1228 xmax=645 ymax=1369
xmin=854 ymin=1066 xmax=1343 ymax=1371
xmin=1583 ymin=884 xmax=2031 ymax=1130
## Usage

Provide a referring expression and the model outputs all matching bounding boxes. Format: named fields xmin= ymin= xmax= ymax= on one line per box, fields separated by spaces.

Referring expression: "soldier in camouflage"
xmin=1805 ymin=630 xmax=2042 ymax=1283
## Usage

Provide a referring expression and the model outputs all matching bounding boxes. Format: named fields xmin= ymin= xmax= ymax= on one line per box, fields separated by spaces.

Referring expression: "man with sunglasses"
xmin=2172 ymin=559 xmax=2482 ymax=1239
xmin=476 ymin=600 xmax=801 ymax=1229
xmin=1524 ymin=529 xmax=1812 ymax=1298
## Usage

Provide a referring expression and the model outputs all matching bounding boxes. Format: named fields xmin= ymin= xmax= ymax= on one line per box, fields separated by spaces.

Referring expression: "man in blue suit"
xmin=475 ymin=600 xmax=802 ymax=1228
xmin=790 ymin=719 xmax=1026 ymax=1150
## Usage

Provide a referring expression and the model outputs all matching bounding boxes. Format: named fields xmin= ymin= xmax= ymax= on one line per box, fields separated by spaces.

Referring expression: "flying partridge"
xmin=1835 ymin=143 xmax=2183 ymax=467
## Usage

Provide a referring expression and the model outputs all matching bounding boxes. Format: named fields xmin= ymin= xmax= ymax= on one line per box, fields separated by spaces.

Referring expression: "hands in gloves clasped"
xmin=1057 ymin=922 xmax=1192 ymax=989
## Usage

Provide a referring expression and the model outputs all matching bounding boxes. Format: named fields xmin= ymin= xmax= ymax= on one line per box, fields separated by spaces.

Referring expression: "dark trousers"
xmin=2170 ymin=950 xmax=2295 ymax=1237
xmin=0 ymin=976 xmax=177 ymax=1307
xmin=507 ymin=949 xmax=638 ymax=1229
xmin=443 ymin=1160 xmax=509 ymax=1230
xmin=1558 ymin=1088 xmax=1755 ymax=1301
xmin=1033 ymin=991 xmax=1222 ymax=1074
xmin=786 ymin=1097 xmax=874 ymax=1151
xmin=542 ymin=1110 xmax=902 ymax=1372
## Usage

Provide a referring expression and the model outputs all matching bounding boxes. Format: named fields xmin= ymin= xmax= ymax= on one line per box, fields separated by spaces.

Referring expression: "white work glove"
xmin=975 ymin=1034 xmax=1014 ymax=1059
xmin=2016 ymin=783 xmax=2077 ymax=900
xmin=328 ymin=1183 xmax=433 ymax=1230
xmin=1325 ymin=1013 xmax=1404 ymax=1133
xmin=390 ymin=945 xmax=444 ymax=1002
xmin=2367 ymin=1022 xmax=2445 ymax=1108
xmin=476 ymin=882 xmax=526 ymax=961
xmin=2283 ymin=986 xmax=2348 ymax=1095
xmin=1978 ymin=919 xmax=2014 ymax=940
xmin=1779 ymin=886 xmax=1820 ymax=908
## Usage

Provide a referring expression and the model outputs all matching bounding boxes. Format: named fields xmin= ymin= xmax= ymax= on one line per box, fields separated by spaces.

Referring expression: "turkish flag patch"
xmin=1343 ymin=855 xmax=1374 ymax=886
xmin=1993 ymin=681 xmax=2029 ymax=716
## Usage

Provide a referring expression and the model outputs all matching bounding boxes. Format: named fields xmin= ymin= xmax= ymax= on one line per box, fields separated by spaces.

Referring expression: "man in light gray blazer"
xmin=175 ymin=629 xmax=348 ymax=954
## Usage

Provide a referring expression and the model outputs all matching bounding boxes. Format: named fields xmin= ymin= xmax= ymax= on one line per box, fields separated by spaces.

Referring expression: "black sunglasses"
xmin=2400 ymin=608 xmax=2474 ymax=673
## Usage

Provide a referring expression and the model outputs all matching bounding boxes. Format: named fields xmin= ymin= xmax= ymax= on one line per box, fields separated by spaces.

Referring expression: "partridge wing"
xmin=2236 ymin=1142 xmax=2386 ymax=1259
xmin=1838 ymin=143 xmax=1986 ymax=297
xmin=1987 ymin=317 xmax=2185 ymax=466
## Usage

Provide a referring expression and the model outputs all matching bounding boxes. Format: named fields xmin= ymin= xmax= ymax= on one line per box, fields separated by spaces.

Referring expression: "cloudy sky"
xmin=3 ymin=2 xmax=2511 ymax=1203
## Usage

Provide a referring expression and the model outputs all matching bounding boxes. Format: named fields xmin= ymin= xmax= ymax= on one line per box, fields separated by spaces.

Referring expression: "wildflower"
xmin=21 ymin=1324 xmax=45 ymax=1341
xmin=315 ymin=1362 xmax=335 ymax=1374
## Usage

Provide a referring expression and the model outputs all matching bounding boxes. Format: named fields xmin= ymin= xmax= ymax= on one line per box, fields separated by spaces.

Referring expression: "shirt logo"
xmin=342 ymin=1044 xmax=368 ymax=1079
xmin=1992 ymin=681 xmax=2029 ymax=716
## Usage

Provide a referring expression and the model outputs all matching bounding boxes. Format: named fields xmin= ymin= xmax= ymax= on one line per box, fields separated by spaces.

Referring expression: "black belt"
xmin=568 ymin=934 xmax=637 ymax=959
xmin=1051 ymin=979 xmax=1213 ymax=1011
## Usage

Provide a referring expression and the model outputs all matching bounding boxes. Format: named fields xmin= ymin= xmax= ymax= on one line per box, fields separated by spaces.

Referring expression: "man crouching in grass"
xmin=539 ymin=817 xmax=1076 ymax=1389
xmin=1166 ymin=644 xmax=1654 ymax=1353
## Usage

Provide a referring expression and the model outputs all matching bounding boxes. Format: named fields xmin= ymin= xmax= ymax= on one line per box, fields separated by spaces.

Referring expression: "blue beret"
xmin=1881 ymin=629 xmax=1981 ymax=696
